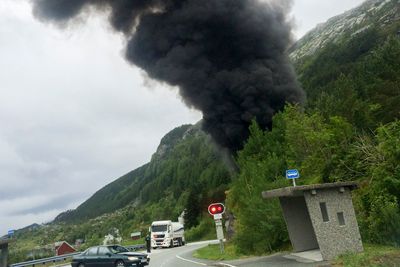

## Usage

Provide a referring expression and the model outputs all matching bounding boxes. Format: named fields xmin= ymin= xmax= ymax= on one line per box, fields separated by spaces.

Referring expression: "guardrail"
xmin=10 ymin=252 xmax=80 ymax=267
xmin=9 ymin=244 xmax=146 ymax=267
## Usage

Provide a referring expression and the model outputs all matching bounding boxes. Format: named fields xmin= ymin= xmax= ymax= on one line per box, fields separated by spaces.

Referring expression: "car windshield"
xmin=109 ymin=245 xmax=129 ymax=254
xmin=86 ymin=247 xmax=98 ymax=256
xmin=151 ymin=225 xmax=168 ymax=232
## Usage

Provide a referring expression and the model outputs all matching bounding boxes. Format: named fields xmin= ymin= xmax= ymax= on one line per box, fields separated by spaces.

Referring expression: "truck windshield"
xmin=151 ymin=225 xmax=168 ymax=232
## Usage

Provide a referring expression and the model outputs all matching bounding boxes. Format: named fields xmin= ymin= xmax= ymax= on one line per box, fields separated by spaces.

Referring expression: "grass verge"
xmin=193 ymin=243 xmax=248 ymax=261
xmin=332 ymin=244 xmax=400 ymax=267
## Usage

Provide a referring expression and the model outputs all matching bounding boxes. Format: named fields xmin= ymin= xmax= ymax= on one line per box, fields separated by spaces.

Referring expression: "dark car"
xmin=71 ymin=245 xmax=150 ymax=267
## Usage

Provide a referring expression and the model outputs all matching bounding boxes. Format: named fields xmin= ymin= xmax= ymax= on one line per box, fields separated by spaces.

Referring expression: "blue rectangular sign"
xmin=286 ymin=169 xmax=300 ymax=179
xmin=8 ymin=230 xmax=15 ymax=236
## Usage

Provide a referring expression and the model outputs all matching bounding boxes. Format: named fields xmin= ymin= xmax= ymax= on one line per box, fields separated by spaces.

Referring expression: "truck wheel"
xmin=170 ymin=240 xmax=174 ymax=248
xmin=178 ymin=238 xmax=183 ymax=246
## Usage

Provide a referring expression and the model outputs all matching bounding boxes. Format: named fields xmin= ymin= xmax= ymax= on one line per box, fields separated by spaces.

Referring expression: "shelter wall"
xmin=280 ymin=197 xmax=319 ymax=252
xmin=304 ymin=188 xmax=363 ymax=260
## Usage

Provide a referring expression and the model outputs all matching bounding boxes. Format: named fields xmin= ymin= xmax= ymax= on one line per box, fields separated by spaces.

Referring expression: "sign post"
xmin=286 ymin=169 xmax=300 ymax=187
xmin=208 ymin=203 xmax=225 ymax=254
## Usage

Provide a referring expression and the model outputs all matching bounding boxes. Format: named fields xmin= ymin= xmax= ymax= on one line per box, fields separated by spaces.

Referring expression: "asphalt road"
xmin=59 ymin=240 xmax=326 ymax=267
xmin=148 ymin=240 xmax=219 ymax=267
xmin=148 ymin=240 xmax=326 ymax=267
xmin=57 ymin=240 xmax=218 ymax=267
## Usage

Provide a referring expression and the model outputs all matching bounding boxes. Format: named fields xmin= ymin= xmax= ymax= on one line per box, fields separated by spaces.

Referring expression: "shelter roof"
xmin=262 ymin=182 xmax=358 ymax=199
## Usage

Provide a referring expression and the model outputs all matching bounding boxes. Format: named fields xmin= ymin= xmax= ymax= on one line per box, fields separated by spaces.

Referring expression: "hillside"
xmin=290 ymin=0 xmax=400 ymax=61
xmin=296 ymin=0 xmax=400 ymax=126
xmin=55 ymin=123 xmax=231 ymax=223
xmin=228 ymin=0 xmax=400 ymax=254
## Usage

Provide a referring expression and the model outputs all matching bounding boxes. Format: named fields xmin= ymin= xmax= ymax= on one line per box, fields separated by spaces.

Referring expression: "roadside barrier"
xmin=10 ymin=244 xmax=145 ymax=267
xmin=10 ymin=252 xmax=80 ymax=267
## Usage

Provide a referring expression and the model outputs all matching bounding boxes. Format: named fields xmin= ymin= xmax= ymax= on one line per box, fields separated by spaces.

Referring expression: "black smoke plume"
xmin=33 ymin=0 xmax=305 ymax=153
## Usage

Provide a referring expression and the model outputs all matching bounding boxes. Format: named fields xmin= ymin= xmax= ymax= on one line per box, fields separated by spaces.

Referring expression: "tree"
xmin=183 ymin=189 xmax=201 ymax=229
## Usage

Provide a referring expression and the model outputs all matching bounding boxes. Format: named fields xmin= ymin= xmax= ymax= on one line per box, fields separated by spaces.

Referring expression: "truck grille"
xmin=154 ymin=234 xmax=165 ymax=238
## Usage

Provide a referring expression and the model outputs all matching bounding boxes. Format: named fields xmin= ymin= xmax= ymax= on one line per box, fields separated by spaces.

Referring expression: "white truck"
xmin=150 ymin=220 xmax=185 ymax=248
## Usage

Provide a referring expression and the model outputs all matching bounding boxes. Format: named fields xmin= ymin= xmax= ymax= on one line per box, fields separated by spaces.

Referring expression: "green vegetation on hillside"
xmin=299 ymin=28 xmax=400 ymax=128
xmin=228 ymin=31 xmax=400 ymax=255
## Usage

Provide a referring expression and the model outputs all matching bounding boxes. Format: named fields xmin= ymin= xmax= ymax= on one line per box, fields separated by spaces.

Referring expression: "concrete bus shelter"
xmin=262 ymin=182 xmax=363 ymax=260
xmin=0 ymin=239 xmax=12 ymax=267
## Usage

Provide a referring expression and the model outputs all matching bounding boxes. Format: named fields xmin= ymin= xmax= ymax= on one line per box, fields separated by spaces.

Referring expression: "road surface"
xmin=148 ymin=240 xmax=325 ymax=267
xmin=57 ymin=240 xmax=217 ymax=267
xmin=60 ymin=240 xmax=326 ymax=267
xmin=148 ymin=240 xmax=218 ymax=267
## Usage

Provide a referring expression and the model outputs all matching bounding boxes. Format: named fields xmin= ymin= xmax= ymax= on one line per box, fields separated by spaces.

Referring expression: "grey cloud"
xmin=0 ymin=1 xmax=201 ymax=233
xmin=7 ymin=192 xmax=85 ymax=216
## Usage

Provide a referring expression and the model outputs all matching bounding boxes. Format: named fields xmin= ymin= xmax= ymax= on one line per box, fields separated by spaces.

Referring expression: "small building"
xmin=55 ymin=241 xmax=76 ymax=256
xmin=131 ymin=232 xmax=141 ymax=240
xmin=262 ymin=182 xmax=363 ymax=260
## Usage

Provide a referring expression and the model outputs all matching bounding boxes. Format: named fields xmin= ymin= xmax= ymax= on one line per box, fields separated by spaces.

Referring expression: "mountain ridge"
xmin=290 ymin=0 xmax=400 ymax=61
xmin=54 ymin=122 xmax=230 ymax=223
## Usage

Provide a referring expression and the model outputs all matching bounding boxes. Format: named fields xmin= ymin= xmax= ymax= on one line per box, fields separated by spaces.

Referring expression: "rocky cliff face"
xmin=290 ymin=0 xmax=400 ymax=61
xmin=152 ymin=122 xmax=203 ymax=159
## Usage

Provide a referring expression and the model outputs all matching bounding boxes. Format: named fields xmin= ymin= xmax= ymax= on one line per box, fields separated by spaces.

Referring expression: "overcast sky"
xmin=0 ymin=0 xmax=365 ymax=235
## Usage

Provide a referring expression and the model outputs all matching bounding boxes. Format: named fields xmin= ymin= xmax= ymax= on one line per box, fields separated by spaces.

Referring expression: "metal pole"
xmin=293 ymin=178 xmax=296 ymax=187
xmin=215 ymin=219 xmax=225 ymax=254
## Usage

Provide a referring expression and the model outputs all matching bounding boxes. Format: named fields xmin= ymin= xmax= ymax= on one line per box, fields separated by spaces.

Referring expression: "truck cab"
xmin=150 ymin=220 xmax=185 ymax=248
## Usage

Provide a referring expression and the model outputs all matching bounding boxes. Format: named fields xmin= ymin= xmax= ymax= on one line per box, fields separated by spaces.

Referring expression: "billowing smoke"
xmin=33 ymin=0 xmax=305 ymax=153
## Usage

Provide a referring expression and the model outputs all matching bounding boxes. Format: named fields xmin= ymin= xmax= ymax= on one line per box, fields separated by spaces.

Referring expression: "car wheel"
xmin=78 ymin=263 xmax=85 ymax=267
xmin=115 ymin=260 xmax=126 ymax=267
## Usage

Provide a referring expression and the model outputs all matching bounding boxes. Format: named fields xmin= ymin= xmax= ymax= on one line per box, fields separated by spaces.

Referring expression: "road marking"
xmin=217 ymin=263 xmax=237 ymax=267
xmin=176 ymin=255 xmax=207 ymax=266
